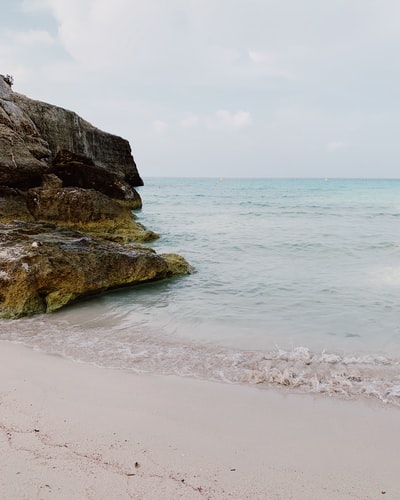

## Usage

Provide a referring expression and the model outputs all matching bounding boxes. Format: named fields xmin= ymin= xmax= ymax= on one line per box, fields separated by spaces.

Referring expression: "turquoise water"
xmin=2 ymin=178 xmax=400 ymax=404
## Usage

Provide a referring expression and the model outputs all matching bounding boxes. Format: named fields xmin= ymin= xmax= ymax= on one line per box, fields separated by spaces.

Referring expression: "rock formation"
xmin=0 ymin=74 xmax=151 ymax=240
xmin=0 ymin=75 xmax=190 ymax=318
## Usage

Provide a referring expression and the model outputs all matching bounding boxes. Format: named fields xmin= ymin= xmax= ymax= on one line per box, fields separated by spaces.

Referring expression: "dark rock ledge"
xmin=0 ymin=75 xmax=190 ymax=318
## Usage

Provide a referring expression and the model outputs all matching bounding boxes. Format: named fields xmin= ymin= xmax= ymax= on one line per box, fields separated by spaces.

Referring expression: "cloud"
xmin=14 ymin=29 xmax=55 ymax=45
xmin=20 ymin=0 xmax=51 ymax=12
xmin=25 ymin=0 xmax=299 ymax=85
xmin=247 ymin=49 xmax=294 ymax=79
xmin=326 ymin=141 xmax=346 ymax=153
xmin=152 ymin=119 xmax=168 ymax=135
xmin=248 ymin=50 xmax=273 ymax=64
xmin=6 ymin=0 xmax=400 ymax=177
xmin=0 ymin=27 xmax=57 ymax=89
xmin=150 ymin=111 xmax=252 ymax=133
xmin=276 ymin=106 xmax=319 ymax=126
xmin=180 ymin=113 xmax=199 ymax=129
xmin=207 ymin=110 xmax=253 ymax=131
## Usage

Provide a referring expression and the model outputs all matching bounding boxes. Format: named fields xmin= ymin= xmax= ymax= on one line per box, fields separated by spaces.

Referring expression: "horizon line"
xmin=141 ymin=176 xmax=400 ymax=181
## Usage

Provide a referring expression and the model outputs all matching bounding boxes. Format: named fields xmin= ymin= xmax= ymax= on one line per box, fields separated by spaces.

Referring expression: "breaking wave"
xmin=1 ymin=317 xmax=400 ymax=407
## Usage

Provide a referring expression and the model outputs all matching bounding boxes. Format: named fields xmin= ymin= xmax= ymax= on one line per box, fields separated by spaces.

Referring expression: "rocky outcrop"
xmin=0 ymin=222 xmax=189 ymax=318
xmin=0 ymin=74 xmax=150 ymax=240
xmin=0 ymin=75 xmax=191 ymax=318
xmin=0 ymin=76 xmax=142 ymax=193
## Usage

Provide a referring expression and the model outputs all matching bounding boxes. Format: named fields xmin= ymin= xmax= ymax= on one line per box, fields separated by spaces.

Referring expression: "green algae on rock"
xmin=25 ymin=174 xmax=159 ymax=243
xmin=0 ymin=222 xmax=191 ymax=318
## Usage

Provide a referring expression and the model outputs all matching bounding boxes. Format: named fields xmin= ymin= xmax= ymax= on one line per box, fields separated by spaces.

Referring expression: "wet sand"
xmin=0 ymin=341 xmax=399 ymax=499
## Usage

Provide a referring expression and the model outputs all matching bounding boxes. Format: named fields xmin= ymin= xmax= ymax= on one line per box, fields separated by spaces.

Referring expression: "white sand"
xmin=0 ymin=341 xmax=399 ymax=499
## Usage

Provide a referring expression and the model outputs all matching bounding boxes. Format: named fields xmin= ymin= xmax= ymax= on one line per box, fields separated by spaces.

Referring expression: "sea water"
xmin=1 ymin=178 xmax=400 ymax=404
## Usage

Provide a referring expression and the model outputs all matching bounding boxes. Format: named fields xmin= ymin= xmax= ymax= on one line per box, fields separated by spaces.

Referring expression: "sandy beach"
xmin=0 ymin=341 xmax=399 ymax=499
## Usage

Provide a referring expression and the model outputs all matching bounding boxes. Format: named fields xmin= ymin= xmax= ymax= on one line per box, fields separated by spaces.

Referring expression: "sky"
xmin=1 ymin=0 xmax=400 ymax=178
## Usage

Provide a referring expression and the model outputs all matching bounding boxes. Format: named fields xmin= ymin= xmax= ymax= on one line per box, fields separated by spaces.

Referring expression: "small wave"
xmin=2 ymin=319 xmax=400 ymax=407
xmin=90 ymin=344 xmax=400 ymax=407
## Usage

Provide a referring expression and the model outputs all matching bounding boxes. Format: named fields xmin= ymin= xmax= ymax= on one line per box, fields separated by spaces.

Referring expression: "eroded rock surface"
xmin=0 ymin=76 xmax=142 ymax=192
xmin=0 ymin=75 xmax=191 ymax=317
xmin=25 ymin=174 xmax=157 ymax=242
xmin=0 ymin=74 xmax=151 ymax=241
xmin=0 ymin=222 xmax=190 ymax=318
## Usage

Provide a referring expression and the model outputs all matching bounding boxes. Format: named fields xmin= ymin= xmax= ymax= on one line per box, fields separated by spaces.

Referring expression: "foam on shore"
xmin=2 ymin=316 xmax=400 ymax=406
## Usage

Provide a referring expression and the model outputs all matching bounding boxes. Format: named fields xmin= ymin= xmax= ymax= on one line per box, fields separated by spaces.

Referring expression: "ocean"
xmin=1 ymin=178 xmax=400 ymax=405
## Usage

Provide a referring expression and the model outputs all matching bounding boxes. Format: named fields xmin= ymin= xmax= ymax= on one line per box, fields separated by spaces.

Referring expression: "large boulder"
xmin=0 ymin=222 xmax=191 ymax=318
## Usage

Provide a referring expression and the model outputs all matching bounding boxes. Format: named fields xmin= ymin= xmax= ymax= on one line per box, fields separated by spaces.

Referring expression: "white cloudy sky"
xmin=1 ymin=0 xmax=400 ymax=178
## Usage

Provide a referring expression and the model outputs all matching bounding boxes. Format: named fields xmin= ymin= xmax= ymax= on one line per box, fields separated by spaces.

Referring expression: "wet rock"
xmin=0 ymin=222 xmax=191 ymax=318
xmin=161 ymin=253 xmax=194 ymax=276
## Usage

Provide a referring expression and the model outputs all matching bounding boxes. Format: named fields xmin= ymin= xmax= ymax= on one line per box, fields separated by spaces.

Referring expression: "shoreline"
xmin=1 ymin=341 xmax=399 ymax=499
